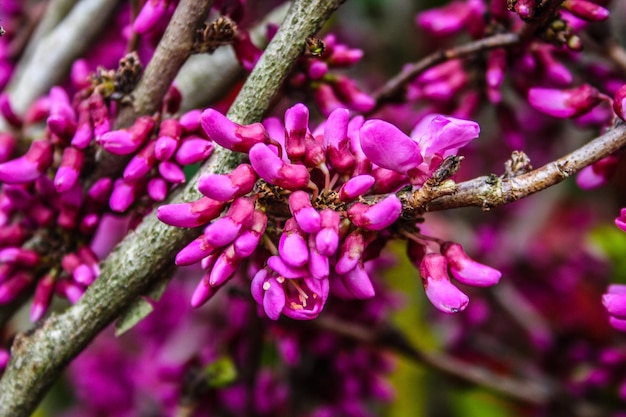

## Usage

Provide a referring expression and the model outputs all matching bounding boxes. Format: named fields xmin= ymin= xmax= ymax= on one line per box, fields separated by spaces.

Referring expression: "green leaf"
xmin=204 ymin=356 xmax=238 ymax=388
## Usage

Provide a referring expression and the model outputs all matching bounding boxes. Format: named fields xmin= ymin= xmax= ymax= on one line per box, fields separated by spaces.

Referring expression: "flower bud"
xmin=563 ymin=0 xmax=609 ymax=22
xmin=133 ymin=0 xmax=168 ymax=34
xmin=0 ymin=141 xmax=53 ymax=184
xmin=339 ymin=174 xmax=375 ymax=201
xmin=336 ymin=231 xmax=365 ymax=275
xmin=54 ymin=147 xmax=85 ymax=193
xmin=284 ymin=103 xmax=310 ymax=161
xmin=279 ymin=218 xmax=309 ymax=268
xmin=249 ymin=143 xmax=310 ymax=190
xmin=528 ymin=84 xmax=601 ymax=118
xmin=98 ymin=116 xmax=155 ymax=155
xmin=347 ymin=194 xmax=402 ymax=230
xmin=155 ymin=118 xmax=182 ymax=161
xmin=158 ymin=161 xmax=185 ymax=184
xmin=289 ymin=190 xmax=321 ymax=233
xmin=208 ymin=245 xmax=241 ymax=287
xmin=124 ymin=141 xmax=157 ymax=181
xmin=233 ymin=210 xmax=267 ymax=258
xmin=157 ymin=197 xmax=226 ymax=228
xmin=603 ymin=284 xmax=626 ymax=319
xmin=419 ymin=253 xmax=469 ymax=313
xmin=199 ymin=163 xmax=257 ymax=201
xmin=174 ymin=136 xmax=213 ymax=166
xmin=339 ymin=263 xmax=375 ymax=299
xmin=200 ymin=109 xmax=269 ymax=152
xmin=441 ymin=242 xmax=501 ymax=287
xmin=203 ymin=197 xmax=254 ymax=247
xmin=0 ymin=271 xmax=32 ymax=303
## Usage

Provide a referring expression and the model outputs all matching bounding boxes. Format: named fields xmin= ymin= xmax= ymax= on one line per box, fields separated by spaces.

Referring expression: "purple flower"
xmin=441 ymin=242 xmax=502 ymax=287
xmin=528 ymin=84 xmax=602 ymax=118
xmin=419 ymin=253 xmax=469 ymax=314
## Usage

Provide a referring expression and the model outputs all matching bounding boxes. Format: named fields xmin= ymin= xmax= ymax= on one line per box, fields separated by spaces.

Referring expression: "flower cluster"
xmin=0 ymin=49 xmax=215 ymax=320
xmin=158 ymin=102 xmax=502 ymax=319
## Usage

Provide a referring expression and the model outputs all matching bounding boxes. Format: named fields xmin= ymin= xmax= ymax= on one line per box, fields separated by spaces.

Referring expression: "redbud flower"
xmin=31 ymin=273 xmax=55 ymax=322
xmin=157 ymin=197 xmax=226 ymax=228
xmin=336 ymin=231 xmax=366 ymax=275
xmin=615 ymin=208 xmax=626 ymax=233
xmin=0 ymin=93 xmax=22 ymax=128
xmin=198 ymin=163 xmax=257 ymax=202
xmin=203 ymin=197 xmax=254 ymax=247
xmin=338 ymin=263 xmax=375 ymax=299
xmin=98 ymin=116 xmax=156 ymax=155
xmin=133 ymin=0 xmax=169 ymax=34
xmin=0 ymin=132 xmax=15 ymax=162
xmin=360 ymin=119 xmax=423 ymax=175
xmin=419 ymin=253 xmax=469 ymax=314
xmin=528 ymin=84 xmax=601 ymax=118
xmin=200 ymin=108 xmax=268 ymax=153
xmin=233 ymin=210 xmax=267 ymax=258
xmin=441 ymin=242 xmax=502 ymax=287
xmin=339 ymin=175 xmax=375 ymax=202
xmin=249 ymin=143 xmax=310 ymax=190
xmin=0 ymin=348 xmax=8 ymax=370
xmin=54 ymin=147 xmax=85 ymax=193
xmin=0 ymin=140 xmax=53 ymax=184
xmin=175 ymin=136 xmax=214 ymax=165
xmin=613 ymin=84 xmax=626 ymax=122
xmin=562 ymin=0 xmax=610 ymax=22
xmin=0 ymin=271 xmax=32 ymax=303
xmin=47 ymin=87 xmax=77 ymax=139
xmin=315 ymin=209 xmax=340 ymax=257
xmin=347 ymin=194 xmax=402 ymax=231
xmin=279 ymin=218 xmax=309 ymax=268
xmin=603 ymin=284 xmax=626 ymax=320
xmin=208 ymin=244 xmax=242 ymax=287
xmin=576 ymin=156 xmax=619 ymax=190
xmin=155 ymin=118 xmax=182 ymax=161
xmin=289 ymin=191 xmax=321 ymax=233
xmin=416 ymin=1 xmax=471 ymax=36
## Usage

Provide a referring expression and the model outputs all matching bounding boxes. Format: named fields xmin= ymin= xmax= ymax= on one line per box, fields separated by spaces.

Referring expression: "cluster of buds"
xmin=408 ymin=241 xmax=501 ymax=313
xmin=158 ymin=102 xmax=502 ymax=319
xmin=0 ymin=51 xmax=214 ymax=320
xmin=287 ymin=34 xmax=375 ymax=115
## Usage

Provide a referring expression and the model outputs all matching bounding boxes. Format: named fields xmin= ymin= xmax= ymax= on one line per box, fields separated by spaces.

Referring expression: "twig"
xmin=114 ymin=1 xmax=214 ymax=127
xmin=312 ymin=315 xmax=553 ymax=406
xmin=93 ymin=0 xmax=216 ymax=180
xmin=421 ymin=122 xmax=626 ymax=212
xmin=0 ymin=0 xmax=344 ymax=415
xmin=370 ymin=33 xmax=520 ymax=112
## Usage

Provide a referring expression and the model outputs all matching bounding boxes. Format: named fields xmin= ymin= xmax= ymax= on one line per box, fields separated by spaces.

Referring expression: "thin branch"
xmin=0 ymin=1 xmax=344 ymax=415
xmin=370 ymin=33 xmax=520 ymax=112
xmin=313 ymin=315 xmax=609 ymax=416
xmin=93 ymin=0 xmax=215 ymax=180
xmin=421 ymin=122 xmax=626 ymax=212
xmin=114 ymin=0 xmax=214 ymax=127
xmin=312 ymin=315 xmax=553 ymax=406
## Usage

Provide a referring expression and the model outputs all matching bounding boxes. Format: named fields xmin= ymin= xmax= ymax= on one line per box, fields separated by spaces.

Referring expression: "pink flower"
xmin=528 ymin=84 xmax=601 ymax=118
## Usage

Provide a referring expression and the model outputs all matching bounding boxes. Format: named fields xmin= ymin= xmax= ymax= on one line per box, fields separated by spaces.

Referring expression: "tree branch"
xmin=312 ymin=315 xmax=553 ymax=406
xmin=422 ymin=122 xmax=626 ymax=212
xmin=0 ymin=0 xmax=343 ymax=415
xmin=370 ymin=33 xmax=520 ymax=112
